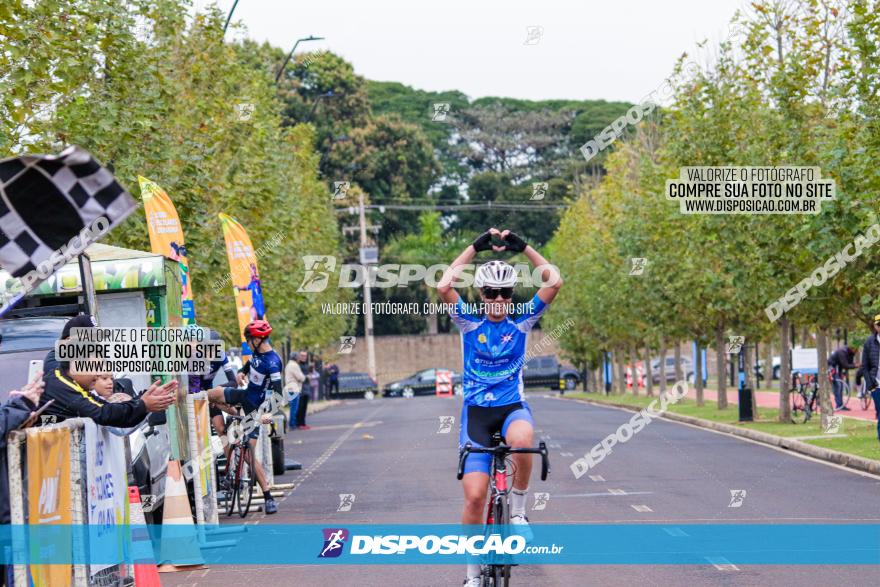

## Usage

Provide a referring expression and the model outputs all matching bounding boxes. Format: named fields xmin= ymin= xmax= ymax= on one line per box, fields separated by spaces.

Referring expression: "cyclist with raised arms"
xmin=207 ymin=319 xmax=282 ymax=515
xmin=437 ymin=228 xmax=562 ymax=587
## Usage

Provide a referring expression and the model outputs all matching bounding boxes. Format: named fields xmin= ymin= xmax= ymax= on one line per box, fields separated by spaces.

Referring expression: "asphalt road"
xmin=163 ymin=392 xmax=880 ymax=587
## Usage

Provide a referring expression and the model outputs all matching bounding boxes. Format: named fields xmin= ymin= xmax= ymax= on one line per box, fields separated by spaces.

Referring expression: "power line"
xmin=334 ymin=203 xmax=569 ymax=212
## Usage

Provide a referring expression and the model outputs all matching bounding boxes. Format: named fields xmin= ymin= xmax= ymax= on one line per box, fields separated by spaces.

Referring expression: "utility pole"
xmin=359 ymin=192 xmax=378 ymax=383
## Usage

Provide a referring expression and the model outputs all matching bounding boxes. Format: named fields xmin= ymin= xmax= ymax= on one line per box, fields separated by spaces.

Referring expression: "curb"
xmin=562 ymin=395 xmax=880 ymax=476
xmin=306 ymin=400 xmax=341 ymax=415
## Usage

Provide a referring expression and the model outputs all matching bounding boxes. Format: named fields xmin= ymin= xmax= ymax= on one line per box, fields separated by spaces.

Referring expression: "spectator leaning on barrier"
xmin=860 ymin=315 xmax=880 ymax=443
xmin=38 ymin=359 xmax=177 ymax=428
xmin=43 ymin=313 xmax=97 ymax=374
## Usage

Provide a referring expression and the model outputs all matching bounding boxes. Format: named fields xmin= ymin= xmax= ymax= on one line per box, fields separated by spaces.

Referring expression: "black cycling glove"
xmin=472 ymin=231 xmax=493 ymax=252
xmin=503 ymin=231 xmax=528 ymax=253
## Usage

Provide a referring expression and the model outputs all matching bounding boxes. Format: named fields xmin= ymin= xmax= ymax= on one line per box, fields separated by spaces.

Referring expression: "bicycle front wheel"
xmin=225 ymin=449 xmax=239 ymax=517
xmin=491 ymin=498 xmax=510 ymax=587
xmin=237 ymin=447 xmax=256 ymax=517
xmin=862 ymin=387 xmax=872 ymax=411
xmin=791 ymin=391 xmax=808 ymax=424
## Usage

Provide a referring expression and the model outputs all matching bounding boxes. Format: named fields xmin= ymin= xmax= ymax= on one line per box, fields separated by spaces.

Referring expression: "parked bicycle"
xmin=790 ymin=371 xmax=818 ymax=424
xmin=457 ymin=433 xmax=550 ymax=587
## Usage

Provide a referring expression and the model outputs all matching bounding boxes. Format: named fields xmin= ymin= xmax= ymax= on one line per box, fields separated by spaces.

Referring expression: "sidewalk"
xmin=681 ymin=386 xmax=877 ymax=422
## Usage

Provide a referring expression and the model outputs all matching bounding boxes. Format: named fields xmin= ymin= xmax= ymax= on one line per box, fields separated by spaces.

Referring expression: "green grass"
xmin=565 ymin=391 xmax=880 ymax=462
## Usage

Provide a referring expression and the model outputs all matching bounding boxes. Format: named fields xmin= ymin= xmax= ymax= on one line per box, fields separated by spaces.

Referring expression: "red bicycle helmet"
xmin=244 ymin=319 xmax=273 ymax=339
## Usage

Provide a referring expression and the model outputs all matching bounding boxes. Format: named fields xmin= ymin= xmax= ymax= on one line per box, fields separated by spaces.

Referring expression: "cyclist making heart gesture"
xmin=437 ymin=228 xmax=562 ymax=587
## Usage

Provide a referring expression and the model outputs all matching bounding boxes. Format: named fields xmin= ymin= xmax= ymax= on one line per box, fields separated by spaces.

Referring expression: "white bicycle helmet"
xmin=474 ymin=260 xmax=517 ymax=288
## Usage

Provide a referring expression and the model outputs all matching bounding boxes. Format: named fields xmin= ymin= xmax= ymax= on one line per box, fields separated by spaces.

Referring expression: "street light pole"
xmin=359 ymin=192 xmax=378 ymax=384
xmin=275 ymin=35 xmax=325 ymax=83
xmin=223 ymin=0 xmax=241 ymax=33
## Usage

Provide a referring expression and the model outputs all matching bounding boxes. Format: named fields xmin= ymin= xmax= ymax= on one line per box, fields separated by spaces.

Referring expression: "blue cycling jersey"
xmin=242 ymin=349 xmax=283 ymax=405
xmin=450 ymin=294 xmax=547 ymax=407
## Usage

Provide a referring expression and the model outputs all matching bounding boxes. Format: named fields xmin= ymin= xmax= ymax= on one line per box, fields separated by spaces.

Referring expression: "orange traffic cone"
xmin=157 ymin=460 xmax=206 ymax=572
xmin=128 ymin=486 xmax=161 ymax=587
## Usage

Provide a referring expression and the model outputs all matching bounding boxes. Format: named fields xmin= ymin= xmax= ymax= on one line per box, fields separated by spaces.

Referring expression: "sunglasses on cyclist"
xmin=481 ymin=286 xmax=513 ymax=299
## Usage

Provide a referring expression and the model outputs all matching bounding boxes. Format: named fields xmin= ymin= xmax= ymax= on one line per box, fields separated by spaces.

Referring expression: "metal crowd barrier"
xmin=7 ymin=418 xmax=126 ymax=587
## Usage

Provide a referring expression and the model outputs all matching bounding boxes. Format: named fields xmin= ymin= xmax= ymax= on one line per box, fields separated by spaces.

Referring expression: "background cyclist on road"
xmin=208 ymin=320 xmax=283 ymax=515
xmin=438 ymin=227 xmax=562 ymax=587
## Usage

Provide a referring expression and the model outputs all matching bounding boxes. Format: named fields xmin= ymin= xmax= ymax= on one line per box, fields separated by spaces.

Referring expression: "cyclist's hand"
xmin=236 ymin=372 xmax=247 ymax=387
xmin=472 ymin=229 xmax=496 ymax=252
xmin=500 ymin=230 xmax=528 ymax=253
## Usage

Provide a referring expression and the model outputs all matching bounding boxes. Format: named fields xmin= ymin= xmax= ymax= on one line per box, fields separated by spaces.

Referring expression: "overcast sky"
xmin=203 ymin=0 xmax=746 ymax=103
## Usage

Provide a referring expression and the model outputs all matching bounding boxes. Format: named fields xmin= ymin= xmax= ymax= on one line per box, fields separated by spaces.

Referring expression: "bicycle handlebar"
xmin=456 ymin=441 xmax=550 ymax=481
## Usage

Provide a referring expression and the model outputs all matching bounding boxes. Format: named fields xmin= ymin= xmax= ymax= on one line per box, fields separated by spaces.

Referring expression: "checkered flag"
xmin=0 ymin=146 xmax=136 ymax=279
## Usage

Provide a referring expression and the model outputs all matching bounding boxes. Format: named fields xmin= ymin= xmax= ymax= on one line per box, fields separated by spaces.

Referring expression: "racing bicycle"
xmin=857 ymin=379 xmax=872 ymax=411
xmin=790 ymin=371 xmax=818 ymax=424
xmin=223 ymin=416 xmax=256 ymax=517
xmin=457 ymin=432 xmax=550 ymax=587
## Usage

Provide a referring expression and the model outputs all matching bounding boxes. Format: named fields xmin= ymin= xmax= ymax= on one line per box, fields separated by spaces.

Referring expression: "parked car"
xmin=333 ymin=371 xmax=379 ymax=399
xmin=0 ymin=316 xmax=68 ymax=400
xmin=522 ymin=355 xmax=581 ymax=391
xmin=383 ymin=368 xmax=463 ymax=398
xmin=648 ymin=356 xmax=694 ymax=384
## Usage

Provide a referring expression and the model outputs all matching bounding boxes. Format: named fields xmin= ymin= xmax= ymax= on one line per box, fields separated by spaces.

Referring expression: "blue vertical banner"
xmin=691 ymin=341 xmax=707 ymax=384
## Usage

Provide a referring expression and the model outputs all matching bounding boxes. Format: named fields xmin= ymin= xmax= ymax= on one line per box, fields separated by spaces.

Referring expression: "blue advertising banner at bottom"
xmin=1 ymin=524 xmax=878 ymax=565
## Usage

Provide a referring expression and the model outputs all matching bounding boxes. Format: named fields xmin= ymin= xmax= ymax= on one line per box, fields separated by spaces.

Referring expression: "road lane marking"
xmin=663 ymin=527 xmax=689 ymax=537
xmin=560 ymin=452 xmax=573 ymax=457
xmin=551 ymin=491 xmax=653 ymax=498
xmin=705 ymin=556 xmax=739 ymax=570
xmin=631 ymin=505 xmax=653 ymax=512
xmin=588 ymin=475 xmax=605 ymax=482
xmin=608 ymin=488 xmax=626 ymax=495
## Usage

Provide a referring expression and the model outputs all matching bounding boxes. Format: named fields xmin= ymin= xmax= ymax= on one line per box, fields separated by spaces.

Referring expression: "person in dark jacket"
xmin=0 ymin=374 xmax=45 ymax=587
xmin=828 ymin=345 xmax=858 ymax=411
xmin=860 ymin=315 xmax=880 ymax=442
xmin=0 ymin=374 xmax=44 ymax=524
xmin=38 ymin=361 xmax=177 ymax=428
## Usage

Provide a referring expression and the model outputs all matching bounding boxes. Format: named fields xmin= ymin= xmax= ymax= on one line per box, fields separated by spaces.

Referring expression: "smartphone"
xmin=19 ymin=399 xmax=55 ymax=429
xmin=27 ymin=359 xmax=43 ymax=383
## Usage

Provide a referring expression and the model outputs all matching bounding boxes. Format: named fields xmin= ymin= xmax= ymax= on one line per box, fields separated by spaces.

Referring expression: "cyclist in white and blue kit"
xmin=438 ymin=228 xmax=562 ymax=587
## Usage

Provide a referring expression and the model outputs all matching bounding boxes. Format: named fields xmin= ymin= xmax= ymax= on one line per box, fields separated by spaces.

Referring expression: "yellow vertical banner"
xmin=219 ymin=213 xmax=266 ymax=355
xmin=27 ymin=428 xmax=73 ymax=587
xmin=139 ymin=176 xmax=195 ymax=323
xmin=193 ymin=399 xmax=211 ymax=496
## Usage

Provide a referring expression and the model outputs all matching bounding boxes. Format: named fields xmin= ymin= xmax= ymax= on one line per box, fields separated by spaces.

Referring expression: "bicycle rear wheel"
xmin=791 ymin=390 xmax=808 ymax=424
xmin=237 ymin=447 xmax=256 ymax=518
xmin=861 ymin=386 xmax=872 ymax=411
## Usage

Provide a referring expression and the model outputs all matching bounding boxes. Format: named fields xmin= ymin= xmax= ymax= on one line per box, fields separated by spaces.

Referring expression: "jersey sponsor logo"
xmin=478 ymin=333 xmax=487 ymax=344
